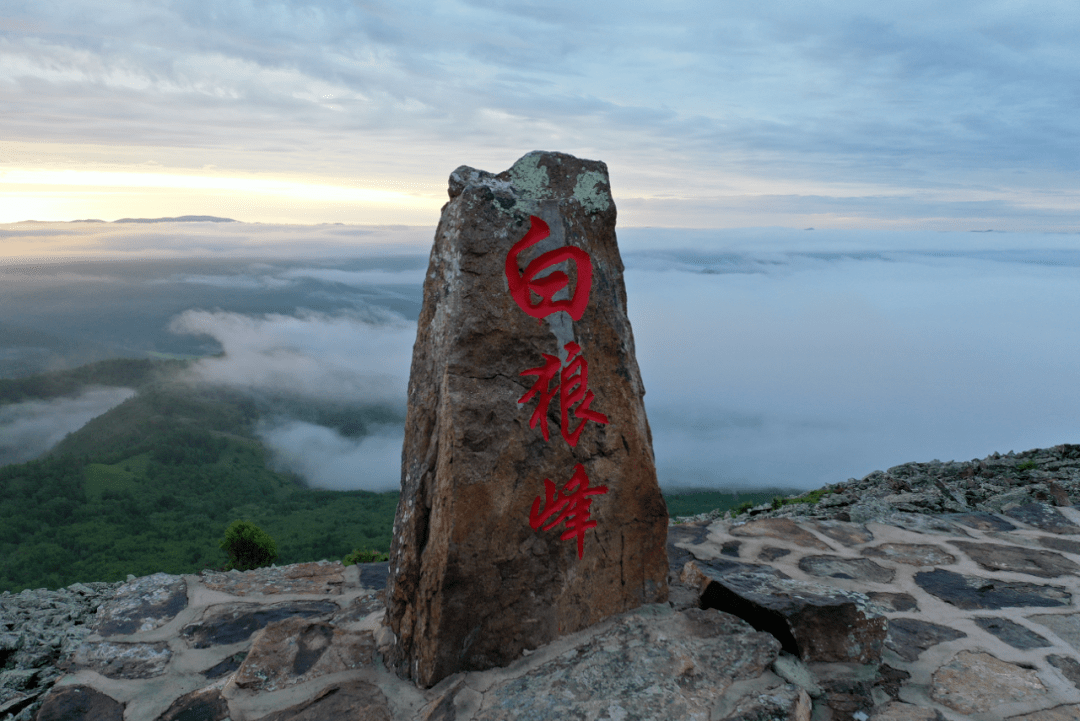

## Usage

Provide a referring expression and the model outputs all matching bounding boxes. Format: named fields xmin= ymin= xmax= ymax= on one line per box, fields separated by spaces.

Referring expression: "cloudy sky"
xmin=2 ymin=1 xmax=1078 ymax=230
xmin=2 ymin=2 xmax=1080 ymax=498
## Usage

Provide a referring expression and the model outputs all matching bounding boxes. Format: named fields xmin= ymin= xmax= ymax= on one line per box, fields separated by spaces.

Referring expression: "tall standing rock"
xmin=383 ymin=150 xmax=669 ymax=689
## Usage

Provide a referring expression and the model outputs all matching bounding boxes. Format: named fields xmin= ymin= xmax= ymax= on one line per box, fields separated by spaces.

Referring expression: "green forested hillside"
xmin=0 ymin=357 xmax=191 ymax=405
xmin=0 ymin=358 xmax=404 ymax=593
xmin=0 ymin=358 xmax=807 ymax=594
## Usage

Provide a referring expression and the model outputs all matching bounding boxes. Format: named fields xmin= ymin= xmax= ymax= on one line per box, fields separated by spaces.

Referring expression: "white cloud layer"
xmin=170 ymin=307 xmax=415 ymax=411
xmin=0 ymin=386 xmax=137 ymax=466
xmin=256 ymin=419 xmax=404 ymax=493
xmin=0 ymin=222 xmax=433 ymax=262
xmin=5 ymin=224 xmax=1080 ymax=496
xmin=166 ymin=306 xmax=414 ymax=492
xmin=627 ymin=246 xmax=1080 ymax=491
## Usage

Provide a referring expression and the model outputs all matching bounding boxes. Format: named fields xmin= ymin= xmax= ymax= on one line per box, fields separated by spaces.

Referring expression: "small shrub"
xmin=218 ymin=519 xmax=278 ymax=571
xmin=771 ymin=496 xmax=784 ymax=510
xmin=1017 ymin=459 xmax=1038 ymax=471
xmin=732 ymin=501 xmax=754 ymax=516
xmin=343 ymin=548 xmax=390 ymax=565
xmin=800 ymin=488 xmax=831 ymax=505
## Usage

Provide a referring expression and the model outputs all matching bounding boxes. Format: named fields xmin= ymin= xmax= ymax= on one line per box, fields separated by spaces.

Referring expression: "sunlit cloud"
xmin=1 ymin=169 xmax=437 ymax=206
xmin=0 ymin=220 xmax=435 ymax=261
xmin=1 ymin=1 xmax=1077 ymax=229
xmin=278 ymin=268 xmax=428 ymax=286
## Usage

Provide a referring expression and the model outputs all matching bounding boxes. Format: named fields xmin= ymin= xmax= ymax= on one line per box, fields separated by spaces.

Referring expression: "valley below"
xmin=0 ymin=358 xmax=797 ymax=594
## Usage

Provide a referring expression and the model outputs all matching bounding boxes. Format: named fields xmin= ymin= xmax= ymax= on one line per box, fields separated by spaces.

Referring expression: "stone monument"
xmin=383 ymin=150 xmax=670 ymax=689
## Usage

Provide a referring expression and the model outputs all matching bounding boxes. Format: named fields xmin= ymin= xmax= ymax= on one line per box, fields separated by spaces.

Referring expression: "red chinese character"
xmin=518 ymin=342 xmax=608 ymax=446
xmin=517 ymin=352 xmax=561 ymax=442
xmin=505 ymin=215 xmax=593 ymax=324
xmin=560 ymin=341 xmax=608 ymax=446
xmin=529 ymin=463 xmax=608 ymax=559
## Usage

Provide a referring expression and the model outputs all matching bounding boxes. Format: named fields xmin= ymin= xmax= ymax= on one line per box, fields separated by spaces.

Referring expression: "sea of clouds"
xmin=2 ymin=222 xmax=1080 ymax=494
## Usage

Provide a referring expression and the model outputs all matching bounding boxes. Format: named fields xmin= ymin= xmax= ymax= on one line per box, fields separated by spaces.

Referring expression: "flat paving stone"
xmin=866 ymin=592 xmax=919 ymax=613
xmin=985 ymin=531 xmax=1056 ymax=549
xmin=949 ymin=540 xmax=1080 ymax=579
xmin=798 ymin=555 xmax=895 ymax=583
xmin=1004 ymin=503 xmax=1080 ymax=534
xmin=914 ymin=569 xmax=1072 ymax=610
xmin=875 ymin=513 xmax=973 ymax=537
xmin=1027 ymin=613 xmax=1080 ymax=651
xmin=869 ymin=701 xmax=945 ymax=721
xmin=942 ymin=512 xmax=1018 ymax=532
xmin=694 ymin=556 xmax=793 ymax=580
xmin=156 ymin=685 xmax=231 ymax=721
xmin=1046 ymin=654 xmax=1080 ymax=691
xmin=860 ymin=543 xmax=957 ymax=567
xmin=257 ymin=680 xmax=393 ymax=721
xmin=199 ymin=561 xmax=346 ymax=596
xmin=758 ymin=546 xmax=791 ymax=562
xmin=34 ymin=686 xmax=124 ymax=721
xmin=1036 ymin=536 xmax=1080 ymax=556
xmin=885 ymin=617 xmax=966 ymax=662
xmin=806 ymin=520 xmax=874 ymax=546
xmin=728 ymin=518 xmax=834 ymax=551
xmin=180 ymin=600 xmax=341 ymax=648
xmin=930 ymin=650 xmax=1049 ymax=715
xmin=1008 ymin=704 xmax=1080 ymax=721
xmin=972 ymin=616 xmax=1052 ymax=649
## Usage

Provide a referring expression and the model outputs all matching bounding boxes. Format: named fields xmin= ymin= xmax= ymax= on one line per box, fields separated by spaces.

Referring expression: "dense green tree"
xmin=218 ymin=520 xmax=279 ymax=571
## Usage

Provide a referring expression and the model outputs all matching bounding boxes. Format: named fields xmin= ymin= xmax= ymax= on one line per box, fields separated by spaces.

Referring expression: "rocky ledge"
xmin=1 ymin=580 xmax=127 ymax=720
xmin=671 ymin=443 xmax=1080 ymax=528
xmin=5 ymin=442 xmax=1080 ymax=720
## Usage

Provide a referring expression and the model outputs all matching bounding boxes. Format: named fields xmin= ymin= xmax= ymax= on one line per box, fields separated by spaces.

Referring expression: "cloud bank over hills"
xmin=0 ymin=386 xmax=137 ymax=467
xmin=3 ymin=225 xmax=1080 ymax=494
xmin=167 ymin=306 xmax=414 ymax=493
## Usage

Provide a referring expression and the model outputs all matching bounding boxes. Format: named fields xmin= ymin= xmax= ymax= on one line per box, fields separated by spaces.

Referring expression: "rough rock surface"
xmin=0 ymin=579 xmax=125 ymax=721
xmin=671 ymin=443 xmax=1080 ymax=527
xmin=681 ymin=533 xmax=889 ymax=664
xmin=9 ymin=444 xmax=1080 ymax=719
xmin=385 ymin=150 xmax=669 ymax=689
xmin=428 ymin=604 xmax=792 ymax=721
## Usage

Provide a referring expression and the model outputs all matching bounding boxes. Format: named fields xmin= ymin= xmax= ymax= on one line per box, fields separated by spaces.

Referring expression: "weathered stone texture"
xmin=384 ymin=150 xmax=669 ymax=689
xmin=683 ymin=560 xmax=888 ymax=665
xmin=884 ymin=617 xmax=966 ymax=662
xmin=931 ymin=650 xmax=1049 ymax=714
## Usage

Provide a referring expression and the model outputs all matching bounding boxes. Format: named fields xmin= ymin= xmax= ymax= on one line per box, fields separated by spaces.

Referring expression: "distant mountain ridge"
xmin=15 ymin=216 xmax=237 ymax=224
xmin=112 ymin=216 xmax=237 ymax=223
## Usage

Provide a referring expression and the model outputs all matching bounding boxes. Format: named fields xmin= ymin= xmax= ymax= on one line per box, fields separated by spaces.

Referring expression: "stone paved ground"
xmin=670 ymin=508 xmax=1080 ymax=720
xmin=9 ymin=443 xmax=1080 ymax=720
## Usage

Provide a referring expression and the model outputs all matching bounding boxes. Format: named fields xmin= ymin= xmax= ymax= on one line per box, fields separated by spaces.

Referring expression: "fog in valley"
xmin=2 ymin=221 xmax=1080 ymax=494
xmin=0 ymin=386 xmax=137 ymax=467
